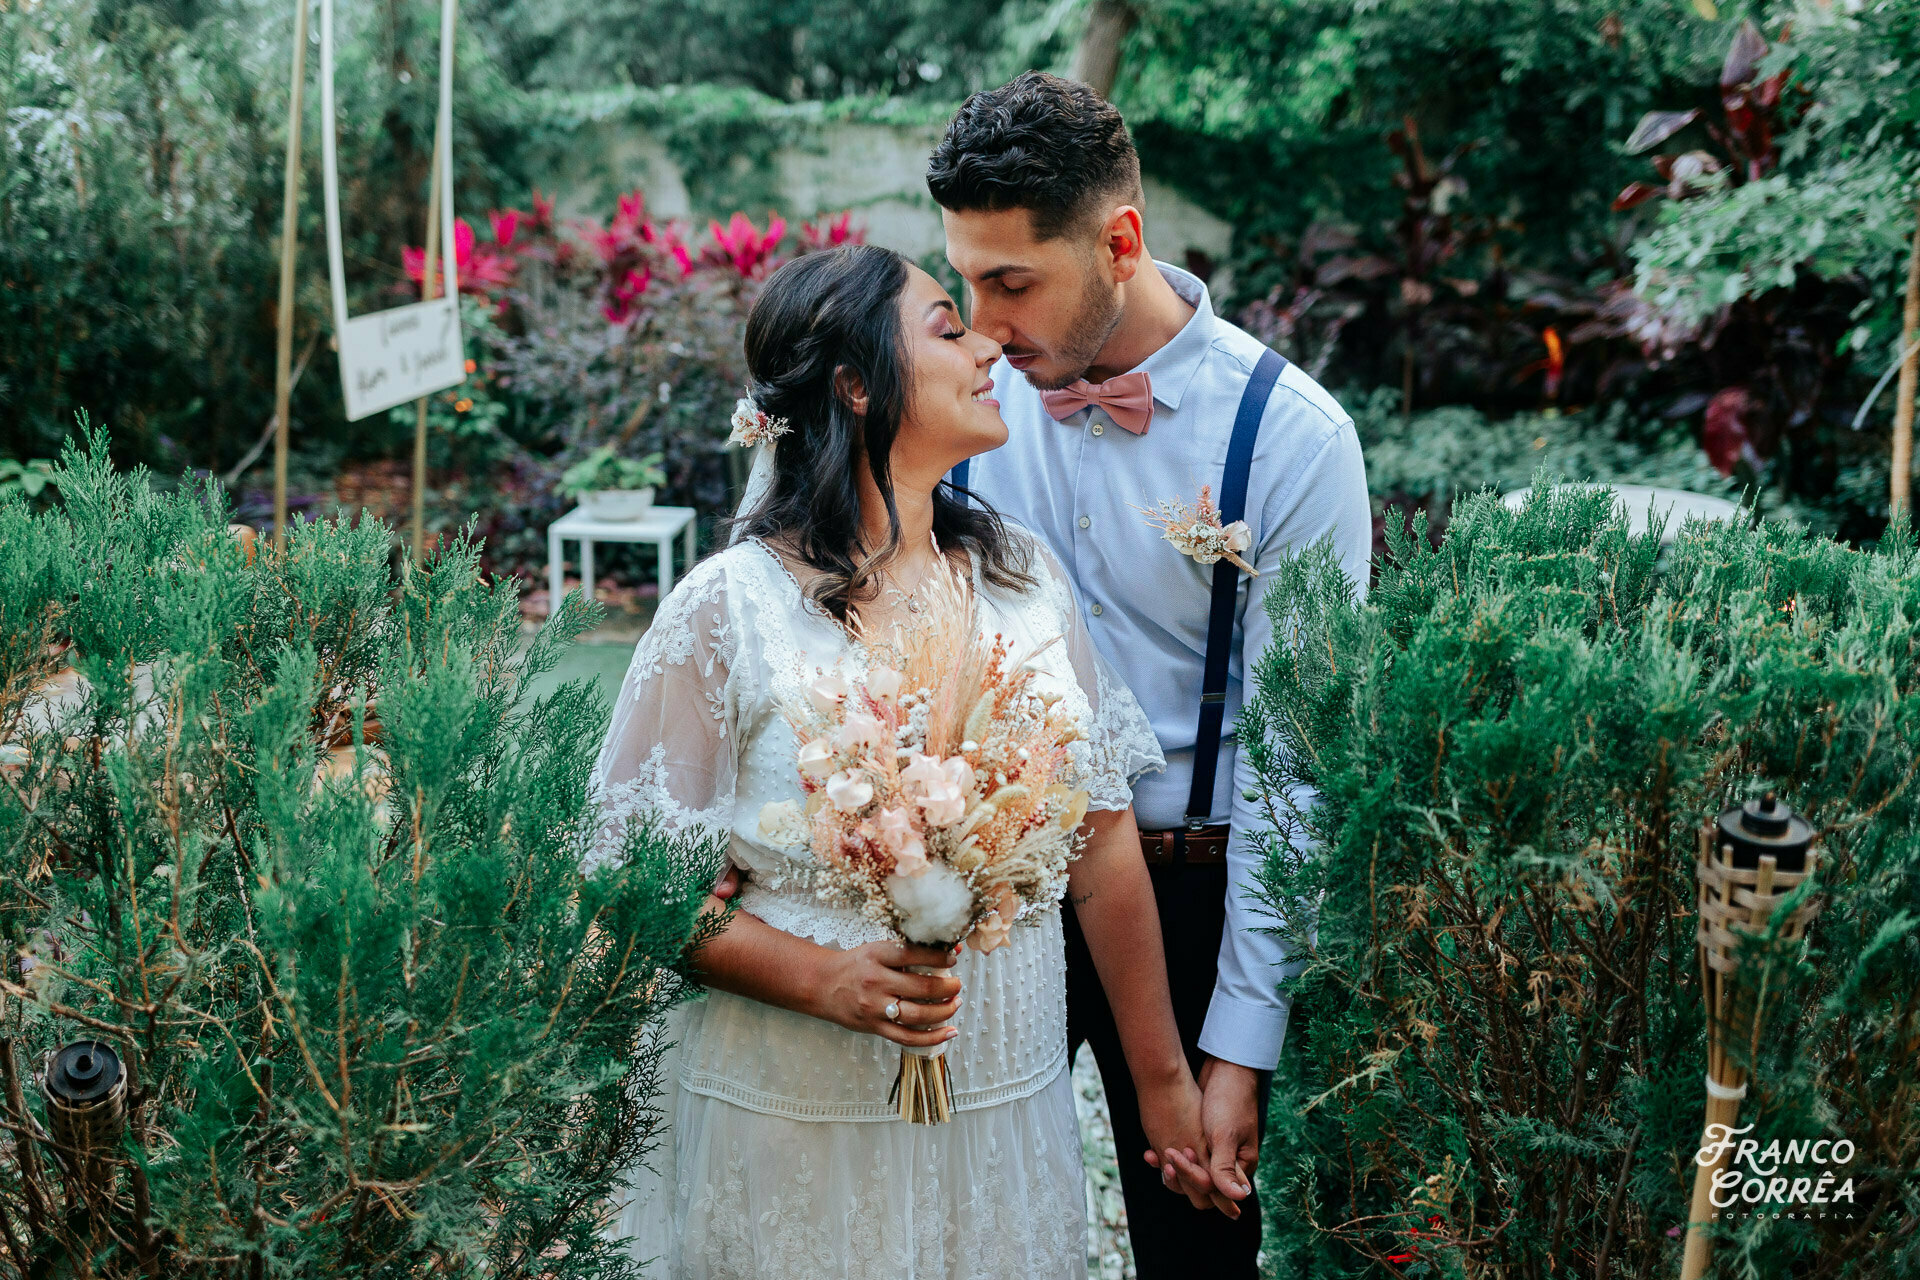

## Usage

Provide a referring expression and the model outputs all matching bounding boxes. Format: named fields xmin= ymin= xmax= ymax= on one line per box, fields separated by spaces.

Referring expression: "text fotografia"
xmin=1695 ymin=1123 xmax=1858 ymax=1219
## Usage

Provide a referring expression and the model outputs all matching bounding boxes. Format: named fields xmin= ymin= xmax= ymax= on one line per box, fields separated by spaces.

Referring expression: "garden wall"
xmin=531 ymin=88 xmax=1235 ymax=284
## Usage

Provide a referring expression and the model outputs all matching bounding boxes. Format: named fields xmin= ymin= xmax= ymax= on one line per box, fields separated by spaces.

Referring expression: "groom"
xmin=927 ymin=73 xmax=1371 ymax=1274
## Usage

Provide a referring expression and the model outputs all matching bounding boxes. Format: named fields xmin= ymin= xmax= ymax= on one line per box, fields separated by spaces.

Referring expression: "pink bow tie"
xmin=1038 ymin=371 xmax=1154 ymax=435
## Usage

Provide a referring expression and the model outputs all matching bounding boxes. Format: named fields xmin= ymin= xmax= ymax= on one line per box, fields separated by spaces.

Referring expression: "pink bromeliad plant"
xmin=395 ymin=187 xmax=865 ymax=557
xmin=577 ymin=191 xmax=689 ymax=323
xmin=801 ymin=210 xmax=860 ymax=252
xmin=402 ymin=213 xmax=519 ymax=304
xmin=701 ymin=211 xmax=787 ymax=279
xmin=406 ymin=188 xmax=863 ymax=325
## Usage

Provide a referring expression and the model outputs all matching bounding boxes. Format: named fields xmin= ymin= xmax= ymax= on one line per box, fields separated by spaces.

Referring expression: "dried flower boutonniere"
xmin=1135 ymin=486 xmax=1258 ymax=576
xmin=729 ymin=395 xmax=791 ymax=448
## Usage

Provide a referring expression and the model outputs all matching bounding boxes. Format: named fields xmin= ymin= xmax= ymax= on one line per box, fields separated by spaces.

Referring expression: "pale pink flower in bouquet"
xmin=968 ymin=885 xmax=1019 ymax=954
xmin=837 ymin=709 xmax=890 ymax=752
xmin=901 ymin=750 xmax=973 ymax=826
xmin=865 ymin=663 xmax=902 ymax=702
xmin=756 ymin=798 xmax=808 ymax=847
xmin=756 ymin=551 xmax=1093 ymax=1122
xmin=824 ymin=769 xmax=874 ymax=812
xmin=864 ymin=806 xmax=928 ymax=875
xmin=796 ymin=738 xmax=837 ymax=780
xmin=807 ymin=673 xmax=848 ymax=712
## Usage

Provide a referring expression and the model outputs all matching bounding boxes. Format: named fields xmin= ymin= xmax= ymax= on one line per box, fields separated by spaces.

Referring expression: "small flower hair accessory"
xmin=1136 ymin=486 xmax=1258 ymax=576
xmin=729 ymin=395 xmax=791 ymax=448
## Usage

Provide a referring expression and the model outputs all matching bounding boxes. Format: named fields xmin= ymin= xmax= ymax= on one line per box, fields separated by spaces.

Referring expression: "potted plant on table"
xmin=561 ymin=444 xmax=666 ymax=521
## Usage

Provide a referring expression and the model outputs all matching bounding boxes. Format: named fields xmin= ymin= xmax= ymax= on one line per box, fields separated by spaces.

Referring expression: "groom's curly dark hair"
xmin=926 ymin=71 xmax=1143 ymax=241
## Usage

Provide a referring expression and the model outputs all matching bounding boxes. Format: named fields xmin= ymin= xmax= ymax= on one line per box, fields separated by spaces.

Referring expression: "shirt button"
xmin=1091 ymin=422 xmax=1105 ymax=437
xmin=1090 ymin=603 xmax=1103 ymax=617
xmin=1078 ymin=515 xmax=1091 ymax=529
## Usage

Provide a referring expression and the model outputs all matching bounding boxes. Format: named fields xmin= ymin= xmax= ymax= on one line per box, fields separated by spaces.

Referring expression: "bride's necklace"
xmin=875 ymin=549 xmax=944 ymax=616
xmin=878 ymin=573 xmax=927 ymax=615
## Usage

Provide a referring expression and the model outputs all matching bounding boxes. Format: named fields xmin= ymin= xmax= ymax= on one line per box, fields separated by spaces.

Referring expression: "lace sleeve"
xmin=1028 ymin=540 xmax=1165 ymax=812
xmin=586 ymin=558 xmax=739 ymax=870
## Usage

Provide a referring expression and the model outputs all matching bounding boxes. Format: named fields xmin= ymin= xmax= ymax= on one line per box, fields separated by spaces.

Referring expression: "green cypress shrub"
xmin=1244 ymin=484 xmax=1919 ymax=1278
xmin=0 ymin=427 xmax=720 ymax=1277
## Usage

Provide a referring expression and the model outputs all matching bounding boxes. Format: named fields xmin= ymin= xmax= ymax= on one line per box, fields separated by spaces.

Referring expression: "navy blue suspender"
xmin=1185 ymin=347 xmax=1286 ymax=828
xmin=944 ymin=348 xmax=1289 ymax=831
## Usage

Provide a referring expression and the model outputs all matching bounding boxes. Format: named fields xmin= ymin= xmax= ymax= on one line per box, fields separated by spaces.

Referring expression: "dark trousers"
xmin=1065 ymin=859 xmax=1267 ymax=1278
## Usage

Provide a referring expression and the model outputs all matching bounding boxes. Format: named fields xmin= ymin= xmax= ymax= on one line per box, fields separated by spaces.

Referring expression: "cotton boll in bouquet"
xmin=758 ymin=557 xmax=1091 ymax=1123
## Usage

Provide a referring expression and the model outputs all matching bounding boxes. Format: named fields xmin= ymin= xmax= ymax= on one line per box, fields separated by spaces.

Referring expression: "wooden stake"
xmin=411 ymin=122 xmax=444 ymax=563
xmin=1890 ymin=202 xmax=1920 ymax=525
xmin=272 ymin=0 xmax=310 ymax=553
xmin=0 ymin=1037 xmax=49 ymax=1233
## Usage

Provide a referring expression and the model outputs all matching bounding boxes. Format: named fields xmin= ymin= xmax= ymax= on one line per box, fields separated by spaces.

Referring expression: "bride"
xmin=591 ymin=243 xmax=1215 ymax=1278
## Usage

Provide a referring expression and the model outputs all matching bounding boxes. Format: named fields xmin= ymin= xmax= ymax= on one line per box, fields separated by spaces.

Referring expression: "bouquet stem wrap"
xmin=890 ymin=964 xmax=955 ymax=1125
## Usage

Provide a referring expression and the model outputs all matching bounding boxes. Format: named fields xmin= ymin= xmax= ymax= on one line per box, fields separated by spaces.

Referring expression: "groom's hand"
xmin=1197 ymin=1056 xmax=1260 ymax=1208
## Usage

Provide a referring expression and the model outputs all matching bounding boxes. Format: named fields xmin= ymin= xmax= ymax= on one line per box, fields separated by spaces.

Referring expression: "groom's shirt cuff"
xmin=1197 ymin=989 xmax=1291 ymax=1072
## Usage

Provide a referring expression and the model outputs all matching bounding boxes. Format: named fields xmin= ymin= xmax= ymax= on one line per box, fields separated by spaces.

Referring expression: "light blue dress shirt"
xmin=967 ymin=262 xmax=1371 ymax=1071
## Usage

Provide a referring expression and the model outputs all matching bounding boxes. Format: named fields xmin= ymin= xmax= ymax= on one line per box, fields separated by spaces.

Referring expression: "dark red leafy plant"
xmin=1611 ymin=19 xmax=1799 ymax=213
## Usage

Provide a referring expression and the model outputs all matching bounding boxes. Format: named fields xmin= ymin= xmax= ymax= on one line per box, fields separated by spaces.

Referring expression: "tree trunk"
xmin=1070 ymin=0 xmax=1138 ymax=100
xmin=1891 ymin=202 xmax=1920 ymax=524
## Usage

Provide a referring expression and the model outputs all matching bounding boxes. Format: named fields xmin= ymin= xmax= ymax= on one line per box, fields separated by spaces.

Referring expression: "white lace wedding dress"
xmin=590 ymin=529 xmax=1163 ymax=1279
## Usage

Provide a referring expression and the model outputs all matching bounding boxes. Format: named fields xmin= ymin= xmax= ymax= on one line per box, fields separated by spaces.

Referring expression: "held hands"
xmin=1135 ymin=1065 xmax=1222 ymax=1212
xmin=1145 ymin=1057 xmax=1260 ymax=1219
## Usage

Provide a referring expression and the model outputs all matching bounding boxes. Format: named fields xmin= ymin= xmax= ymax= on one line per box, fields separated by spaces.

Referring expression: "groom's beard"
xmin=1022 ymin=271 xmax=1123 ymax=390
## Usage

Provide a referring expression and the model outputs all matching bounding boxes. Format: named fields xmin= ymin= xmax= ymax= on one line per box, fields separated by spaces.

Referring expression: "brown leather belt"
xmin=1139 ymin=825 xmax=1230 ymax=866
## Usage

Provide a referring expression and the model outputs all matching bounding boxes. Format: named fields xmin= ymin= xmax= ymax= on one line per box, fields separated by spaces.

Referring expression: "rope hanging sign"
xmin=318 ymin=0 xmax=466 ymax=422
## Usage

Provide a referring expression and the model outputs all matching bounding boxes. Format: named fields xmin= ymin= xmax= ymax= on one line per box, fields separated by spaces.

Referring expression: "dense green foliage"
xmin=1243 ymin=486 xmax=1919 ymax=1276
xmin=470 ymin=0 xmax=1053 ymax=102
xmin=1121 ymin=0 xmax=1735 ymax=290
xmin=0 ymin=429 xmax=720 ymax=1277
xmin=1117 ymin=0 xmax=1918 ymax=543
xmin=0 ymin=0 xmax=553 ymax=468
xmin=1349 ymin=387 xmax=1735 ymax=537
xmin=1629 ymin=0 xmax=1920 ymax=350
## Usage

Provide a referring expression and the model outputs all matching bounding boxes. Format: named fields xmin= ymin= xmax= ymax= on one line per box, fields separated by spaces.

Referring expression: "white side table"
xmin=1499 ymin=484 xmax=1743 ymax=544
xmin=546 ymin=504 xmax=698 ymax=609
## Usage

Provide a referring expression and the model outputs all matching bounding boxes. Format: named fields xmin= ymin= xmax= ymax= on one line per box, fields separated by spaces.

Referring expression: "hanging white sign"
xmin=319 ymin=0 xmax=465 ymax=422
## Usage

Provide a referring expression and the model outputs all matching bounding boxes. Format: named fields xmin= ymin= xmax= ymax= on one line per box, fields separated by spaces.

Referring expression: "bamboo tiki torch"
xmin=40 ymin=1040 xmax=127 ymax=1206
xmin=1679 ymin=793 xmax=1821 ymax=1280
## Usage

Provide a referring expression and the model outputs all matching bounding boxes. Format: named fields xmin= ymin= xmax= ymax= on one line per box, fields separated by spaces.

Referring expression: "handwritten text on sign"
xmin=337 ymin=296 xmax=464 ymax=422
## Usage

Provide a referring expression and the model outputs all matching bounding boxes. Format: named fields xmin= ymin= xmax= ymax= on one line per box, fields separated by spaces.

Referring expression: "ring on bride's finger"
xmin=885 ymin=1001 xmax=902 ymax=1022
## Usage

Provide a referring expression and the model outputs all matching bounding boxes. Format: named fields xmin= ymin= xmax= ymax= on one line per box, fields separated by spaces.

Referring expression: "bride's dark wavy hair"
xmin=730 ymin=243 xmax=1032 ymax=622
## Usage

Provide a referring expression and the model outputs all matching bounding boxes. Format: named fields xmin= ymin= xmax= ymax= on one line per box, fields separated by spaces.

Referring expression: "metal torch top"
xmin=1716 ymin=791 xmax=1813 ymax=873
xmin=45 ymin=1040 xmax=124 ymax=1107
